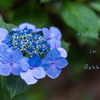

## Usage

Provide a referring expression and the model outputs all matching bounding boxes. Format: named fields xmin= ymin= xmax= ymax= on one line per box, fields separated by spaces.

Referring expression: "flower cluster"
xmin=0 ymin=23 xmax=68 ymax=85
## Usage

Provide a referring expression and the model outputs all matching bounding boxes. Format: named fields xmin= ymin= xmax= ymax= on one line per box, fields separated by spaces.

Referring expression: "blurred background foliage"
xmin=0 ymin=0 xmax=100 ymax=100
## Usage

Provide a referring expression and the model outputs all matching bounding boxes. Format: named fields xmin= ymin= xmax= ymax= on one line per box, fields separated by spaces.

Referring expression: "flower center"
xmin=51 ymin=61 xmax=55 ymax=64
xmin=10 ymin=62 xmax=13 ymax=65
xmin=7 ymin=27 xmax=49 ymax=57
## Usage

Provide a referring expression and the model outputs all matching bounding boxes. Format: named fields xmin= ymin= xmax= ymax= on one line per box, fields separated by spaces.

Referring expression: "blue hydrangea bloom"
xmin=20 ymin=56 xmax=46 ymax=85
xmin=41 ymin=48 xmax=68 ymax=79
xmin=43 ymin=26 xmax=67 ymax=58
xmin=7 ymin=23 xmax=49 ymax=57
xmin=0 ymin=50 xmax=24 ymax=76
xmin=0 ymin=28 xmax=10 ymax=46
xmin=43 ymin=26 xmax=62 ymax=49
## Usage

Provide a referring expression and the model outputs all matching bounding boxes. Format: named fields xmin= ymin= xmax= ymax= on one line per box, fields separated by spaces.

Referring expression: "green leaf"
xmin=61 ymin=39 xmax=71 ymax=52
xmin=89 ymin=2 xmax=100 ymax=12
xmin=2 ymin=22 xmax=17 ymax=32
xmin=0 ymin=76 xmax=11 ymax=100
xmin=6 ymin=74 xmax=29 ymax=99
xmin=0 ymin=15 xmax=4 ymax=27
xmin=40 ymin=0 xmax=55 ymax=3
xmin=60 ymin=2 xmax=99 ymax=39
xmin=0 ymin=15 xmax=17 ymax=32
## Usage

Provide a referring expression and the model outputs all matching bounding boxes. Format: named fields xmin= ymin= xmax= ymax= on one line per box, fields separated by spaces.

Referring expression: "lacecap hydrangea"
xmin=0 ymin=23 xmax=68 ymax=85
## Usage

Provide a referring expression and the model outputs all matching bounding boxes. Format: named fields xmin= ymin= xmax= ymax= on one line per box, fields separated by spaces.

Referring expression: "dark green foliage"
xmin=6 ymin=74 xmax=29 ymax=99
xmin=0 ymin=76 xmax=11 ymax=100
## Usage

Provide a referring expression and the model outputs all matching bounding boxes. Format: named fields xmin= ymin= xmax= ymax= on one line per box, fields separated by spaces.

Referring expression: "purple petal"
xmin=32 ymin=28 xmax=42 ymax=33
xmin=49 ymin=26 xmax=62 ymax=40
xmin=41 ymin=57 xmax=51 ymax=69
xmin=32 ymin=67 xmax=46 ymax=79
xmin=0 ymin=28 xmax=8 ymax=41
xmin=1 ymin=52 xmax=11 ymax=64
xmin=55 ymin=57 xmax=68 ymax=69
xmin=47 ymin=38 xmax=61 ymax=50
xmin=43 ymin=27 xmax=50 ymax=39
xmin=0 ymin=62 xmax=11 ymax=76
xmin=19 ymin=23 xmax=36 ymax=31
xmin=45 ymin=64 xmax=61 ymax=79
xmin=47 ymin=48 xmax=60 ymax=60
xmin=11 ymin=62 xmax=22 ymax=75
xmin=11 ymin=28 xmax=20 ymax=31
xmin=19 ymin=57 xmax=30 ymax=71
xmin=57 ymin=47 xmax=67 ymax=58
xmin=0 ymin=45 xmax=7 ymax=54
xmin=20 ymin=70 xmax=38 ymax=85
xmin=11 ymin=50 xmax=23 ymax=63
xmin=28 ymin=56 xmax=41 ymax=67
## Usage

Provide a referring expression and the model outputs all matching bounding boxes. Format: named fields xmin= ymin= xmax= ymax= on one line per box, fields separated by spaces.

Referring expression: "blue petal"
xmin=6 ymin=48 xmax=12 ymax=53
xmin=47 ymin=48 xmax=60 ymax=60
xmin=0 ymin=62 xmax=11 ymax=76
xmin=47 ymin=38 xmax=61 ymax=50
xmin=11 ymin=50 xmax=23 ymax=63
xmin=43 ymin=27 xmax=50 ymax=39
xmin=11 ymin=62 xmax=22 ymax=75
xmin=32 ymin=28 xmax=42 ymax=33
xmin=11 ymin=28 xmax=20 ymax=31
xmin=57 ymin=47 xmax=67 ymax=58
xmin=31 ymin=67 xmax=46 ymax=79
xmin=41 ymin=57 xmax=51 ymax=69
xmin=1 ymin=52 xmax=11 ymax=64
xmin=19 ymin=57 xmax=30 ymax=71
xmin=19 ymin=23 xmax=36 ymax=31
xmin=49 ymin=26 xmax=62 ymax=40
xmin=0 ymin=45 xmax=7 ymax=54
xmin=28 ymin=56 xmax=41 ymax=67
xmin=2 ymin=35 xmax=11 ymax=43
xmin=55 ymin=57 xmax=68 ymax=69
xmin=0 ymin=28 xmax=8 ymax=41
xmin=45 ymin=64 xmax=61 ymax=79
xmin=20 ymin=70 xmax=38 ymax=85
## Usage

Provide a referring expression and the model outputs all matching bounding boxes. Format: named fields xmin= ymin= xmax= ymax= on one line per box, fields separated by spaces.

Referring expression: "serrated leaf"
xmin=0 ymin=15 xmax=4 ymax=27
xmin=61 ymin=39 xmax=71 ymax=52
xmin=60 ymin=2 xmax=99 ymax=39
xmin=0 ymin=76 xmax=10 ymax=100
xmin=6 ymin=74 xmax=29 ymax=99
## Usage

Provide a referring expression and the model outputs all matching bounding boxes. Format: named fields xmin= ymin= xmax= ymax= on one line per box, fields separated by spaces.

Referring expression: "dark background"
xmin=0 ymin=0 xmax=100 ymax=100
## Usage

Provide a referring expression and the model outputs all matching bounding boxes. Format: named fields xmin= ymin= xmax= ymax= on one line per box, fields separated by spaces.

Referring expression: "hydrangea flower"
xmin=0 ymin=22 xmax=68 ymax=86
xmin=0 ymin=50 xmax=24 ymax=76
xmin=20 ymin=56 xmax=46 ymax=85
xmin=43 ymin=26 xmax=62 ymax=50
xmin=7 ymin=23 xmax=49 ymax=57
xmin=41 ymin=48 xmax=68 ymax=79
xmin=0 ymin=28 xmax=10 ymax=46
xmin=43 ymin=26 xmax=67 ymax=58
